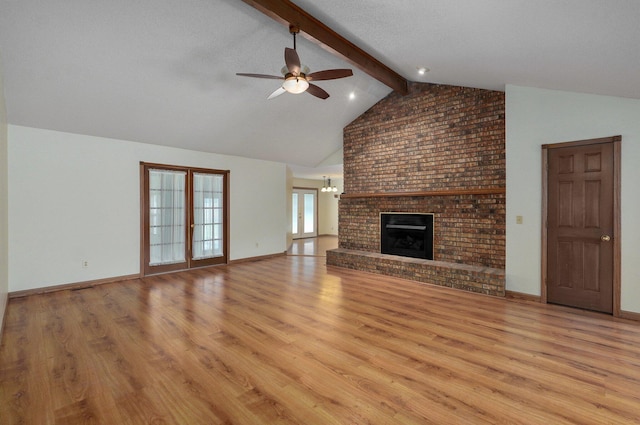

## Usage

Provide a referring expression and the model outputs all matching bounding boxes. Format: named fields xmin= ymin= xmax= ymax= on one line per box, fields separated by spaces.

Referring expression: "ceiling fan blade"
xmin=306 ymin=83 xmax=330 ymax=99
xmin=267 ymin=87 xmax=287 ymax=100
xmin=307 ymin=69 xmax=353 ymax=81
xmin=284 ymin=47 xmax=301 ymax=75
xmin=236 ymin=73 xmax=284 ymax=80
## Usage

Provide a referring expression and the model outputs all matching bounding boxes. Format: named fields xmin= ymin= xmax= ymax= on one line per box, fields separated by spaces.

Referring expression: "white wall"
xmin=0 ymin=57 xmax=8 ymax=329
xmin=292 ymin=177 xmax=342 ymax=236
xmin=506 ymin=85 xmax=640 ymax=313
xmin=317 ymin=148 xmax=343 ymax=167
xmin=319 ymin=178 xmax=341 ymax=236
xmin=8 ymin=125 xmax=288 ymax=292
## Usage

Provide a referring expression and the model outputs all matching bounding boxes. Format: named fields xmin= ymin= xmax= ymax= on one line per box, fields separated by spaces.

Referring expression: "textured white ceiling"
xmin=1 ymin=0 xmax=638 ymax=177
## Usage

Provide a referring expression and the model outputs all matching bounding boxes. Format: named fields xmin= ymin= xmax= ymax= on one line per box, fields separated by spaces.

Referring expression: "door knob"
xmin=601 ymin=235 xmax=611 ymax=242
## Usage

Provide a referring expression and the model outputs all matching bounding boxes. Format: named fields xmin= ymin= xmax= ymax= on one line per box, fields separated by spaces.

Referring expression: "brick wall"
xmin=337 ymin=82 xmax=505 ymax=270
xmin=344 ymin=83 xmax=505 ymax=194
xmin=338 ymin=194 xmax=505 ymax=269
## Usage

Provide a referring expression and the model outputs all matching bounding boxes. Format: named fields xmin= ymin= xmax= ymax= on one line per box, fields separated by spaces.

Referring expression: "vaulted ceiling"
xmin=1 ymin=1 xmax=638 ymax=178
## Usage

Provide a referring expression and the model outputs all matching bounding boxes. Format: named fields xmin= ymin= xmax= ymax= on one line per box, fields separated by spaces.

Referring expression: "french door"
xmin=141 ymin=163 xmax=229 ymax=276
xmin=292 ymin=188 xmax=317 ymax=239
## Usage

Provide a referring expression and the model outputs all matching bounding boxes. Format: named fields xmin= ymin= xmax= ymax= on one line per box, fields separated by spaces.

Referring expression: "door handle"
xmin=601 ymin=235 xmax=611 ymax=242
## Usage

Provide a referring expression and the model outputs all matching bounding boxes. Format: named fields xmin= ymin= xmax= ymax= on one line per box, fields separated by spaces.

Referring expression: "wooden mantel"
xmin=340 ymin=187 xmax=506 ymax=199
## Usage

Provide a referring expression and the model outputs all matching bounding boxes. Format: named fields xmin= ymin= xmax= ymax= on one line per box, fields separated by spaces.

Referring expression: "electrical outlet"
xmin=516 ymin=215 xmax=523 ymax=224
xmin=82 ymin=260 xmax=89 ymax=268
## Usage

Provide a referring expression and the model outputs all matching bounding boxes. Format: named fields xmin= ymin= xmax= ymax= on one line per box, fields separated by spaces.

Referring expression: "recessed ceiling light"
xmin=349 ymin=91 xmax=356 ymax=100
xmin=417 ymin=67 xmax=430 ymax=75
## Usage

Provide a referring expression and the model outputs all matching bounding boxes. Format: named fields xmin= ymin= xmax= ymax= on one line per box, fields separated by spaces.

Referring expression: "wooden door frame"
xmin=541 ymin=135 xmax=621 ymax=316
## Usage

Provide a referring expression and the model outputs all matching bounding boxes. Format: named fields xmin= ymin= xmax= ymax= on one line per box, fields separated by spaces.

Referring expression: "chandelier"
xmin=321 ymin=176 xmax=338 ymax=193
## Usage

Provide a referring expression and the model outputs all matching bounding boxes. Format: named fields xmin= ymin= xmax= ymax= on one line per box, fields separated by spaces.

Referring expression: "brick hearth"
xmin=327 ymin=248 xmax=505 ymax=297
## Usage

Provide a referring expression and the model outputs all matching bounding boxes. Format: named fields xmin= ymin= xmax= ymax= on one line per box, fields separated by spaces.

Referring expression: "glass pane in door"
xmin=192 ymin=172 xmax=224 ymax=259
xmin=304 ymin=193 xmax=315 ymax=233
xmin=292 ymin=193 xmax=298 ymax=234
xmin=148 ymin=169 xmax=186 ymax=265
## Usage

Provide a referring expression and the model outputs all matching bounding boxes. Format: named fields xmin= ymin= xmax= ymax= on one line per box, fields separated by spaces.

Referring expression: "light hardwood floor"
xmin=1 ymin=256 xmax=640 ymax=424
xmin=287 ymin=235 xmax=338 ymax=257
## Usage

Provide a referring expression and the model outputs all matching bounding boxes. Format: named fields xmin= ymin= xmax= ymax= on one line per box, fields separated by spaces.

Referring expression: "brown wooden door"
xmin=546 ymin=142 xmax=614 ymax=313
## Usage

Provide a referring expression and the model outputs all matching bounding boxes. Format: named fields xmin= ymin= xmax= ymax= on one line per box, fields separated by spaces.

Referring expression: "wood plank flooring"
xmin=1 ymin=256 xmax=640 ymax=424
xmin=287 ymin=235 xmax=338 ymax=257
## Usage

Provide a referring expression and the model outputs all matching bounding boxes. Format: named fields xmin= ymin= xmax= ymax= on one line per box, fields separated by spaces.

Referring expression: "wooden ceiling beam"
xmin=239 ymin=0 xmax=409 ymax=95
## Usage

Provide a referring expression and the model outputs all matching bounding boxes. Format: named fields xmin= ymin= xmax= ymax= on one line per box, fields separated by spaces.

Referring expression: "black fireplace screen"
xmin=381 ymin=213 xmax=434 ymax=260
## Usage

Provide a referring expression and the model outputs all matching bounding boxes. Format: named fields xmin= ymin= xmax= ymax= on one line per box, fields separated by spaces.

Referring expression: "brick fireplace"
xmin=327 ymin=82 xmax=506 ymax=296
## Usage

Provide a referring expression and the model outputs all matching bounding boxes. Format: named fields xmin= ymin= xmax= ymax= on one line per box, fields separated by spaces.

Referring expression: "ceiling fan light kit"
xmin=282 ymin=74 xmax=309 ymax=94
xmin=236 ymin=25 xmax=353 ymax=100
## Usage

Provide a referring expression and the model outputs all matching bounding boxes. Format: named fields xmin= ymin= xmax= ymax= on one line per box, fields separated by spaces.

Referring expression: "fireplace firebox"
xmin=380 ymin=213 xmax=434 ymax=260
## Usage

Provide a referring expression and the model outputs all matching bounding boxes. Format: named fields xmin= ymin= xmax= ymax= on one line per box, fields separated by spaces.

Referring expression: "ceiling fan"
xmin=236 ymin=25 xmax=353 ymax=100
